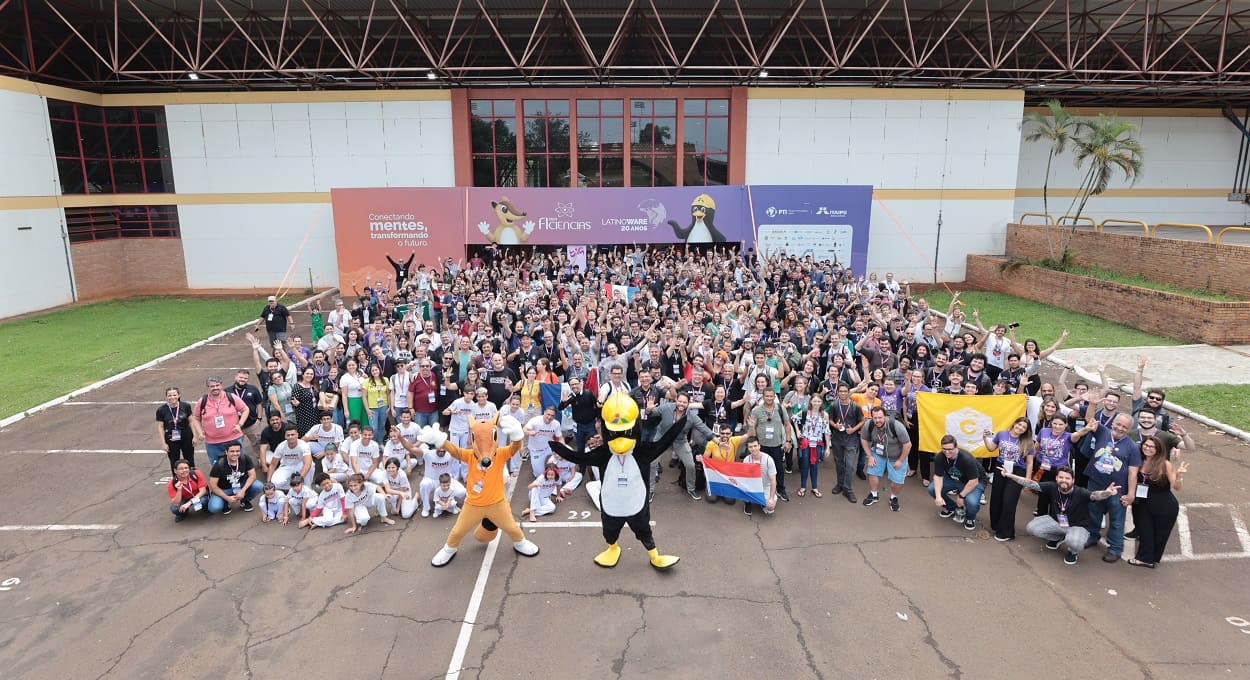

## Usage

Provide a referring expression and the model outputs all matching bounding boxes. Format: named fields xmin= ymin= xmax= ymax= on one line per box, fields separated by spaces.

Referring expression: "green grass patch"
xmin=0 ymin=295 xmax=299 ymax=418
xmin=1058 ymin=265 xmax=1242 ymax=302
xmin=920 ymin=291 xmax=1181 ymax=349
xmin=1164 ymin=384 xmax=1250 ymax=432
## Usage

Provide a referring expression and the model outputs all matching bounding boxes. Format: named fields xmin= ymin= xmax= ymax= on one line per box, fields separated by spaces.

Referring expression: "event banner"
xmin=330 ymin=187 xmax=466 ymax=289
xmin=747 ymin=185 xmax=873 ymax=276
xmin=916 ymin=393 xmax=1027 ymax=458
xmin=464 ymin=186 xmax=751 ymax=246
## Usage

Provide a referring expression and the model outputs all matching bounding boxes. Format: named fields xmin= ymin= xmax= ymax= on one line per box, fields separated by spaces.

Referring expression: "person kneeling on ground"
xmin=167 ymin=459 xmax=208 ymax=522
xmin=927 ymin=434 xmax=986 ymax=531
xmin=207 ymin=442 xmax=264 ymax=514
xmin=343 ymin=472 xmax=395 ymax=534
xmin=999 ymin=465 xmax=1119 ymax=566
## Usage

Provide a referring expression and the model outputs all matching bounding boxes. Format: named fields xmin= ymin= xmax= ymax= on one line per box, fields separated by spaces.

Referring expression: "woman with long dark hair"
xmin=985 ymin=416 xmax=1036 ymax=542
xmin=1129 ymin=436 xmax=1188 ymax=568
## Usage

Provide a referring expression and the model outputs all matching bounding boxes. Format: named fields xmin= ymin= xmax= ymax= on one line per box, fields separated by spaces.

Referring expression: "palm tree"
xmin=1023 ymin=99 xmax=1077 ymax=263
xmin=1056 ymin=115 xmax=1144 ymax=263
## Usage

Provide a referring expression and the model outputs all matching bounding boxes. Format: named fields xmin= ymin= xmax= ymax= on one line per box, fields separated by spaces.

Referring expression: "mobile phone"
xmin=1008 ymin=322 xmax=1020 ymax=329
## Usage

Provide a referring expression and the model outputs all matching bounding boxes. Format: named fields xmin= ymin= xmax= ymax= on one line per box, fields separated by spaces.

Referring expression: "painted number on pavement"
xmin=1227 ymin=617 xmax=1250 ymax=635
xmin=0 ymin=578 xmax=20 ymax=591
xmin=567 ymin=511 xmax=592 ymax=520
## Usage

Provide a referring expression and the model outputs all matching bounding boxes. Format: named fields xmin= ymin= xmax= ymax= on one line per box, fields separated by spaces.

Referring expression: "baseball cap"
xmin=267 ymin=295 xmax=276 ymax=302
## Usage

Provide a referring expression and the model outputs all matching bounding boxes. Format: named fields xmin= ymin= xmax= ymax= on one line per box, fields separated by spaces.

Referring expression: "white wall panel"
xmin=0 ymin=89 xmax=59 ymax=197
xmin=1014 ymin=113 xmax=1245 ymax=224
xmin=0 ymin=209 xmax=74 ymax=318
xmin=746 ymin=94 xmax=1023 ymax=282
xmin=178 ymin=203 xmax=338 ymax=289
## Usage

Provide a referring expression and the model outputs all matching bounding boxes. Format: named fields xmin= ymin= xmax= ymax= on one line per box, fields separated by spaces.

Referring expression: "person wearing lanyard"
xmin=157 ymin=387 xmax=196 ymax=474
xmin=999 ymin=465 xmax=1120 ymax=566
xmin=983 ymin=417 xmax=1036 ymax=542
xmin=363 ymin=363 xmax=391 ymax=436
xmin=206 ymin=442 xmax=264 ymax=514
xmin=859 ymin=406 xmax=911 ymax=511
xmin=389 ymin=358 xmax=412 ymax=425
xmin=747 ymin=389 xmax=791 ymax=503
xmin=827 ymin=384 xmax=864 ymax=504
xmin=1077 ymin=406 xmax=1141 ymax=563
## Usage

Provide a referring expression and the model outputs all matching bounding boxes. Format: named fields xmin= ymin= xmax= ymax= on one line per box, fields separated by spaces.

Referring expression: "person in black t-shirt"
xmin=1000 ymin=465 xmax=1119 ymax=566
xmin=927 ymin=435 xmax=987 ymax=531
xmin=207 ymin=442 xmax=263 ymax=515
xmin=255 ymin=295 xmax=293 ymax=347
xmin=256 ymin=413 xmax=287 ymax=476
xmin=156 ymin=387 xmax=196 ymax=474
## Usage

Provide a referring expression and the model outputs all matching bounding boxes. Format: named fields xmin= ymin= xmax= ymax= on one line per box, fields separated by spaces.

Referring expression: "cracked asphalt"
xmin=2 ymin=319 xmax=1250 ymax=679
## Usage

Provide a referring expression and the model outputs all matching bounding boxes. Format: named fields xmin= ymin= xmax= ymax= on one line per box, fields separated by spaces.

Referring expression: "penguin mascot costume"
xmin=667 ymin=193 xmax=727 ymax=243
xmin=549 ymin=392 xmax=688 ymax=569
xmin=419 ymin=414 xmax=540 ymax=567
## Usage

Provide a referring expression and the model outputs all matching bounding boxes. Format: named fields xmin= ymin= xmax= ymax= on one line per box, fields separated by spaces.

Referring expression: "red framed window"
xmin=48 ymin=99 xmax=175 ymax=195
xmin=683 ymin=98 xmax=730 ymax=186
xmin=575 ymin=99 xmax=624 ymax=187
xmin=65 ymin=205 xmax=181 ymax=243
xmin=469 ymin=99 xmax=518 ymax=187
xmin=522 ymin=99 xmax=572 ymax=187
xmin=465 ymin=89 xmax=738 ymax=188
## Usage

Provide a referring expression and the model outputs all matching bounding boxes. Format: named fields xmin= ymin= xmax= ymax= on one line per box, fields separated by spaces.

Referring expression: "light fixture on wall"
xmin=187 ymin=72 xmax=200 ymax=80
xmin=427 ymin=70 xmax=438 ymax=80
xmin=759 ymin=69 xmax=770 ymax=79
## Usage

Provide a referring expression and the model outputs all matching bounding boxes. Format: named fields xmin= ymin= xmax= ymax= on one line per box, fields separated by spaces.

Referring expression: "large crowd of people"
xmin=162 ymin=243 xmax=1192 ymax=568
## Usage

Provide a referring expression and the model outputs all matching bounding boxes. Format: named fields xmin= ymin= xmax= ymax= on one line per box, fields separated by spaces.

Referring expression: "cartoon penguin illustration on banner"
xmin=668 ymin=193 xmax=726 ymax=243
xmin=549 ymin=392 xmax=687 ymax=570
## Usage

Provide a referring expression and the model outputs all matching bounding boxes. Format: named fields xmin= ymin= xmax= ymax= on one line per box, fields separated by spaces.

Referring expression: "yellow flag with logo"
xmin=917 ymin=393 xmax=1027 ymax=458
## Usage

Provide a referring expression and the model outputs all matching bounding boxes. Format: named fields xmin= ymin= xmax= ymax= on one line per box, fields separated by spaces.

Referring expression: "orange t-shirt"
xmin=851 ymin=394 xmax=881 ymax=418
xmin=444 ymin=440 xmax=521 ymax=507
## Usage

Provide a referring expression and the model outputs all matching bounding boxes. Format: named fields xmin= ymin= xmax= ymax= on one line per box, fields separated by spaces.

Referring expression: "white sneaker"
xmin=513 ymin=538 xmax=539 ymax=557
xmin=450 ymin=506 xmax=460 ymax=514
xmin=431 ymin=544 xmax=458 ymax=567
xmin=421 ymin=508 xmax=430 ymax=518
xmin=433 ymin=509 xmax=442 ymax=518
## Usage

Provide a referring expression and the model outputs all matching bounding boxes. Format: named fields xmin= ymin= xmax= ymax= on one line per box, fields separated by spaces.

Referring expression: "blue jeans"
xmin=206 ymin=481 xmax=264 ymax=514
xmin=413 ymin=411 xmax=438 ymax=428
xmin=1086 ymin=489 xmax=1127 ymax=555
xmin=928 ymin=476 xmax=985 ymax=522
xmin=368 ymin=407 xmax=390 ymax=436
xmin=205 ymin=439 xmax=242 ymax=467
xmin=797 ymin=443 xmax=824 ymax=489
xmin=574 ymin=421 xmax=596 ymax=452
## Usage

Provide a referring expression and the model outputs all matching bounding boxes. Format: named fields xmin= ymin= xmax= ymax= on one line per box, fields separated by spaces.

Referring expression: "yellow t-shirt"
xmin=704 ymin=435 xmax=746 ymax=462
xmin=364 ymin=379 xmax=390 ymax=409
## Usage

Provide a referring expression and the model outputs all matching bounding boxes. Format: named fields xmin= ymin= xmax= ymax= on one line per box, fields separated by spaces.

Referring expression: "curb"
xmin=0 ymin=289 xmax=339 ymax=430
xmin=930 ymin=310 xmax=1250 ymax=444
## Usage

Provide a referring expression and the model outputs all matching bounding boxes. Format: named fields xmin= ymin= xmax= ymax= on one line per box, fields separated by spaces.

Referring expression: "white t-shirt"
xmin=310 ymin=424 xmax=344 ymax=448
xmin=272 ymin=440 xmax=311 ymax=469
xmin=315 ymin=483 xmax=346 ymax=511
xmin=385 ymin=469 xmax=412 ymax=493
xmin=396 ymin=421 xmax=421 ymax=445
xmin=469 ymin=401 xmax=498 ymax=424
xmin=286 ymin=485 xmax=316 ymax=509
xmin=345 ymin=481 xmax=381 ymax=509
xmin=448 ymin=398 xmax=474 ymax=433
xmin=423 ymin=450 xmax=457 ymax=482
xmin=339 ymin=373 xmax=364 ymax=399
xmin=525 ymin=416 xmax=561 ymax=453
xmin=434 ymin=486 xmax=459 ymax=505
xmin=324 ymin=453 xmax=353 ymax=476
xmin=351 ymin=440 xmax=381 ymax=472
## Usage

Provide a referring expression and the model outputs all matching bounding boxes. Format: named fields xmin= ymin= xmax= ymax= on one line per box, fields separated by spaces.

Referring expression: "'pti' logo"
xmin=765 ymin=206 xmax=779 ymax=218
xmin=947 ymin=407 xmax=992 ymax=451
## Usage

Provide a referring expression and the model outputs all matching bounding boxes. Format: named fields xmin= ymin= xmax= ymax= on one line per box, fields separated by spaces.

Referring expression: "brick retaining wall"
xmin=965 ymin=255 xmax=1250 ymax=345
xmin=1005 ymin=224 xmax=1250 ymax=299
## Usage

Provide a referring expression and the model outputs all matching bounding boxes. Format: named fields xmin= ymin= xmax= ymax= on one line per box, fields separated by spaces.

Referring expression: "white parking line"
xmin=62 ymin=401 xmax=163 ymax=405
xmin=0 ymin=524 xmax=120 ymax=531
xmin=7 ymin=449 xmax=164 ymax=454
xmin=1166 ymin=503 xmax=1250 ymax=562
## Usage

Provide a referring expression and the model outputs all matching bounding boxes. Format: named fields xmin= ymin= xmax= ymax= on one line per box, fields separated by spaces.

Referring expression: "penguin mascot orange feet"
xmin=549 ymin=392 xmax=689 ymax=570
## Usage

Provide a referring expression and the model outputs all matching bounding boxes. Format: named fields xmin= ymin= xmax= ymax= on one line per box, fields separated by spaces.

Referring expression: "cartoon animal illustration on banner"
xmin=478 ymin=196 xmax=535 ymax=244
xmin=667 ymin=193 xmax=727 ymax=243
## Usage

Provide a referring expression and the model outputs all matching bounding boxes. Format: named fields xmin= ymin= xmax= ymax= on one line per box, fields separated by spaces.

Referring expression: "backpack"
xmin=863 ymin=417 xmax=907 ymax=445
xmin=197 ymin=392 xmax=244 ymax=418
